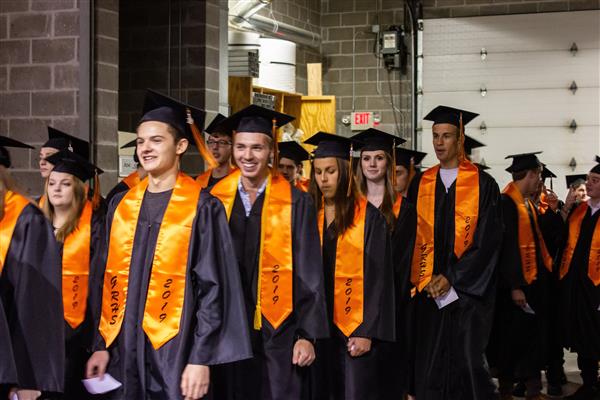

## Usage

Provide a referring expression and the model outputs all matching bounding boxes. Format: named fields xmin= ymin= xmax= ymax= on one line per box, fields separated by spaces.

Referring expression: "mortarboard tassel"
xmin=391 ymin=139 xmax=397 ymax=189
xmin=186 ymin=108 xmax=219 ymax=169
xmin=346 ymin=143 xmax=354 ymax=197
xmin=92 ymin=171 xmax=101 ymax=211
xmin=458 ymin=113 xmax=466 ymax=162
xmin=408 ymin=157 xmax=416 ymax=188
xmin=271 ymin=118 xmax=279 ymax=177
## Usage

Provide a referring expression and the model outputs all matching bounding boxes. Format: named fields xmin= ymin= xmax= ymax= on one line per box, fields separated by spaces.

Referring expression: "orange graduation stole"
xmin=503 ymin=182 xmax=552 ymax=284
xmin=38 ymin=194 xmax=46 ymax=208
xmin=392 ymin=195 xmax=403 ymax=219
xmin=195 ymin=169 xmax=212 ymax=188
xmin=99 ymin=173 xmax=201 ymax=349
xmin=211 ymin=169 xmax=293 ymax=330
xmin=317 ymin=197 xmax=366 ymax=338
xmin=559 ymin=202 xmax=600 ymax=285
xmin=62 ymin=200 xmax=93 ymax=328
xmin=296 ymin=177 xmax=310 ymax=192
xmin=411 ymin=161 xmax=479 ymax=291
xmin=0 ymin=191 xmax=30 ymax=274
xmin=121 ymin=171 xmax=141 ymax=189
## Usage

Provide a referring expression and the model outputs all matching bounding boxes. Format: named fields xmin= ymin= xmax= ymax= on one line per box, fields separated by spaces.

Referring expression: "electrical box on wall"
xmin=380 ymin=25 xmax=407 ymax=73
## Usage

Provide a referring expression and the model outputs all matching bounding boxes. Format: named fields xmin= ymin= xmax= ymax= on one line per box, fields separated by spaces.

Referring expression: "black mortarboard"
xmin=591 ymin=155 xmax=600 ymax=174
xmin=278 ymin=141 xmax=310 ymax=165
xmin=423 ymin=106 xmax=479 ymax=128
xmin=505 ymin=151 xmax=542 ymax=173
xmin=541 ymin=164 xmax=557 ymax=180
xmin=350 ymin=128 xmax=406 ymax=154
xmin=0 ymin=135 xmax=34 ymax=168
xmin=566 ymin=174 xmax=587 ymax=189
xmin=139 ymin=89 xmax=207 ymax=145
xmin=120 ymin=139 xmax=139 ymax=164
xmin=214 ymin=104 xmax=295 ymax=137
xmin=464 ymin=135 xmax=485 ymax=156
xmin=205 ymin=113 xmax=230 ymax=136
xmin=304 ymin=131 xmax=360 ymax=160
xmin=394 ymin=148 xmax=427 ymax=169
xmin=45 ymin=149 xmax=103 ymax=182
xmin=43 ymin=127 xmax=90 ymax=160
xmin=475 ymin=163 xmax=490 ymax=171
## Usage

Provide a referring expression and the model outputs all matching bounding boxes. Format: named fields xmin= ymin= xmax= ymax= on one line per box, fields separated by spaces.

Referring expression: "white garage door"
xmin=420 ymin=10 xmax=600 ymax=197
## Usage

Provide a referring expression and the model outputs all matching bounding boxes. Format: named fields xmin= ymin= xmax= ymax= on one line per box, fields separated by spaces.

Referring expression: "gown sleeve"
xmin=0 ymin=205 xmax=64 ymax=393
xmin=186 ymin=192 xmax=253 ymax=365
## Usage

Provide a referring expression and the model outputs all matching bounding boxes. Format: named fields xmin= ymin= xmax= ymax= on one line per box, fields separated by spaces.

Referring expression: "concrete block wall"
xmin=0 ymin=0 xmax=80 ymax=195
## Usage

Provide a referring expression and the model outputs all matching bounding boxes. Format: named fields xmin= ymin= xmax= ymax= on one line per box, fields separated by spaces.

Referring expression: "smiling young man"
xmin=195 ymin=113 xmax=234 ymax=189
xmin=558 ymin=157 xmax=600 ymax=400
xmin=208 ymin=105 xmax=328 ymax=400
xmin=85 ymin=90 xmax=251 ymax=400
xmin=408 ymin=106 xmax=502 ymax=400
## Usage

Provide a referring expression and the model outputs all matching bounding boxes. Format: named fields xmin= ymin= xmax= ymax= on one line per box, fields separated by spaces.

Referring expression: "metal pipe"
xmin=230 ymin=0 xmax=272 ymax=25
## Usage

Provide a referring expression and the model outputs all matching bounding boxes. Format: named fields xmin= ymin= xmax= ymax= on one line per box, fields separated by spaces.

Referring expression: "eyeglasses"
xmin=206 ymin=140 xmax=232 ymax=147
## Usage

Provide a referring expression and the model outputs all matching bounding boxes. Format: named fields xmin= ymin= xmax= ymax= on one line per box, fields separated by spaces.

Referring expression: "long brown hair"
xmin=309 ymin=158 xmax=360 ymax=235
xmin=42 ymin=174 xmax=87 ymax=242
xmin=0 ymin=166 xmax=19 ymax=220
xmin=355 ymin=151 xmax=397 ymax=229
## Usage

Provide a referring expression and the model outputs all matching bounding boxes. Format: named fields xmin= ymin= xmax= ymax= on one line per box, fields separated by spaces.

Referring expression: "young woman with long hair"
xmin=42 ymin=150 xmax=106 ymax=400
xmin=305 ymin=131 xmax=396 ymax=400
xmin=0 ymin=136 xmax=64 ymax=400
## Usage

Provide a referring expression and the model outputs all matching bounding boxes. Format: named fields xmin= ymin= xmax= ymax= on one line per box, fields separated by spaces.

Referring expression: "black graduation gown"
xmin=60 ymin=210 xmax=105 ymax=399
xmin=0 ymin=297 xmax=17 ymax=388
xmin=312 ymin=202 xmax=395 ymax=400
xmin=212 ymin=187 xmax=329 ymax=400
xmin=489 ymin=194 xmax=551 ymax=380
xmin=0 ymin=204 xmax=65 ymax=396
xmin=93 ymin=189 xmax=253 ymax=400
xmin=407 ymin=170 xmax=502 ymax=400
xmin=559 ymin=207 xmax=600 ymax=359
xmin=379 ymin=198 xmax=417 ymax=398
xmin=104 ymin=181 xmax=129 ymax=206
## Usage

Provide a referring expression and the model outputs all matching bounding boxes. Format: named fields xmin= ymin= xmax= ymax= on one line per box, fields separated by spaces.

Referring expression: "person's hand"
xmin=292 ymin=338 xmax=316 ymax=367
xmin=564 ymin=187 xmax=577 ymax=211
xmin=425 ymin=274 xmax=451 ymax=299
xmin=347 ymin=337 xmax=371 ymax=357
xmin=85 ymin=350 xmax=110 ymax=378
xmin=180 ymin=364 xmax=209 ymax=399
xmin=511 ymin=289 xmax=526 ymax=307
xmin=8 ymin=389 xmax=42 ymax=400
xmin=544 ymin=188 xmax=559 ymax=211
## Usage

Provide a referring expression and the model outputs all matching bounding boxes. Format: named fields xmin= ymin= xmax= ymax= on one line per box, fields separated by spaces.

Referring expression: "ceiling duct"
xmin=229 ymin=0 xmax=321 ymax=49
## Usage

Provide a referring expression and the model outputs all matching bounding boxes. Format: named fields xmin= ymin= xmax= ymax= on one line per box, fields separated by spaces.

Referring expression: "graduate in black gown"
xmin=277 ymin=140 xmax=311 ymax=192
xmin=104 ymin=139 xmax=146 ymax=205
xmin=489 ymin=152 xmax=553 ymax=400
xmin=558 ymin=159 xmax=600 ymax=400
xmin=0 ymin=136 xmax=65 ymax=400
xmin=85 ymin=90 xmax=252 ymax=400
xmin=209 ymin=106 xmax=329 ymax=400
xmin=195 ymin=113 xmax=234 ymax=189
xmin=305 ymin=132 xmax=396 ymax=400
xmin=408 ymin=106 xmax=502 ymax=400
xmin=350 ymin=129 xmax=416 ymax=399
xmin=42 ymin=150 xmax=106 ymax=399
xmin=0 ymin=297 xmax=17 ymax=392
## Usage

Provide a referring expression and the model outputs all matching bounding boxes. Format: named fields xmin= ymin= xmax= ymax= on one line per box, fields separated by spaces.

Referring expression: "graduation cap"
xmin=504 ymin=151 xmax=542 ymax=173
xmin=464 ymin=135 xmax=485 ymax=156
xmin=304 ymin=132 xmax=362 ymax=196
xmin=540 ymin=163 xmax=556 ymax=189
xmin=204 ymin=113 xmax=230 ymax=136
xmin=350 ymin=128 xmax=405 ymax=154
xmin=139 ymin=89 xmax=217 ymax=168
xmin=395 ymin=148 xmax=427 ymax=169
xmin=591 ymin=155 xmax=600 ymax=174
xmin=0 ymin=135 xmax=34 ymax=168
xmin=278 ymin=141 xmax=310 ymax=165
xmin=43 ymin=127 xmax=90 ymax=161
xmin=424 ymin=106 xmax=479 ymax=162
xmin=121 ymin=139 xmax=139 ymax=164
xmin=475 ymin=163 xmax=490 ymax=171
xmin=566 ymin=174 xmax=587 ymax=189
xmin=45 ymin=150 xmax=103 ymax=182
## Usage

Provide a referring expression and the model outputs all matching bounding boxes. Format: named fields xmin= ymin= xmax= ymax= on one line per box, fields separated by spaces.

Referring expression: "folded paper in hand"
xmin=82 ymin=373 xmax=122 ymax=394
xmin=435 ymin=286 xmax=459 ymax=309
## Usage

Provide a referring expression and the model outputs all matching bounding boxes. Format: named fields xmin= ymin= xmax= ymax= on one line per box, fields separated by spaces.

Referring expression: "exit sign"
xmin=351 ymin=111 xmax=375 ymax=130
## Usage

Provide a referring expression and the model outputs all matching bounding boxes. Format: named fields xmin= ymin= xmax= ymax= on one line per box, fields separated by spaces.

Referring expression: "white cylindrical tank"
xmin=255 ymin=38 xmax=296 ymax=93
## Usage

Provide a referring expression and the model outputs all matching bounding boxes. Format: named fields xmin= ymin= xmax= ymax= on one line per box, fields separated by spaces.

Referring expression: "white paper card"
xmin=435 ymin=286 xmax=459 ymax=309
xmin=522 ymin=303 xmax=536 ymax=315
xmin=82 ymin=374 xmax=122 ymax=394
xmin=11 ymin=394 xmax=18 ymax=400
